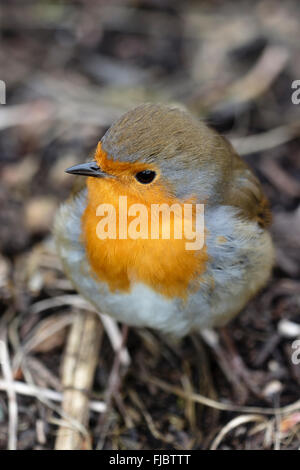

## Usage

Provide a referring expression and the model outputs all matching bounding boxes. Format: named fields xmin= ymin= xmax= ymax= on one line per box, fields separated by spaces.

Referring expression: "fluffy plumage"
xmin=54 ymin=103 xmax=274 ymax=337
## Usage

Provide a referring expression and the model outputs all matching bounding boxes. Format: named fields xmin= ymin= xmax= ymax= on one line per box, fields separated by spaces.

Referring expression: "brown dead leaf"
xmin=280 ymin=413 xmax=300 ymax=433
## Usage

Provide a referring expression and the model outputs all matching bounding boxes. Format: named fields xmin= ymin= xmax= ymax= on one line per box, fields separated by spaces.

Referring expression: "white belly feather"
xmin=54 ymin=189 xmax=273 ymax=336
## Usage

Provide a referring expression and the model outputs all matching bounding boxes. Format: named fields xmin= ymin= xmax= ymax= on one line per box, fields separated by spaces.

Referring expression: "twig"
xmin=129 ymin=389 xmax=176 ymax=446
xmin=0 ymin=337 xmax=18 ymax=450
xmin=225 ymin=46 xmax=289 ymax=106
xmin=0 ymin=379 xmax=106 ymax=413
xmin=210 ymin=415 xmax=267 ymax=450
xmin=55 ymin=311 xmax=103 ymax=450
xmin=13 ymin=313 xmax=74 ymax=372
xmin=97 ymin=324 xmax=129 ymax=449
xmin=259 ymin=158 xmax=300 ymax=197
xmin=230 ymin=121 xmax=300 ymax=156
xmin=144 ymin=375 xmax=300 ymax=416
xmin=29 ymin=294 xmax=91 ymax=315
xmin=29 ymin=295 xmax=131 ymax=366
xmin=200 ymin=329 xmax=249 ymax=403
xmin=100 ymin=314 xmax=131 ymax=367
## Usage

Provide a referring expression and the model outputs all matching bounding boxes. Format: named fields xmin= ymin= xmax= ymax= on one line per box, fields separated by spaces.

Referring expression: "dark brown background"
xmin=0 ymin=0 xmax=299 ymax=450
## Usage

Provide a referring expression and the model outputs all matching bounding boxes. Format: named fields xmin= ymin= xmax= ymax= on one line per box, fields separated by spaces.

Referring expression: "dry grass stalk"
xmin=210 ymin=415 xmax=267 ymax=450
xmin=146 ymin=375 xmax=300 ymax=416
xmin=55 ymin=311 xmax=103 ymax=450
xmin=0 ymin=378 xmax=106 ymax=413
xmin=0 ymin=336 xmax=18 ymax=450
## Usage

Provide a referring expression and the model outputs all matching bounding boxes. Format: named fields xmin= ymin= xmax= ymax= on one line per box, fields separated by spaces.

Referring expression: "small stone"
xmin=278 ymin=319 xmax=300 ymax=338
xmin=262 ymin=380 xmax=283 ymax=397
xmin=268 ymin=360 xmax=280 ymax=372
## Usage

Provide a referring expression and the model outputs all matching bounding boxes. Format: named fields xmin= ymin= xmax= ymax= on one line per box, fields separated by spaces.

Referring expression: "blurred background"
xmin=0 ymin=0 xmax=300 ymax=450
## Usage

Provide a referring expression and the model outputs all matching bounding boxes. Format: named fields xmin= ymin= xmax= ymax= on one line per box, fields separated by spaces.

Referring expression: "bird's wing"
xmin=225 ymin=142 xmax=272 ymax=228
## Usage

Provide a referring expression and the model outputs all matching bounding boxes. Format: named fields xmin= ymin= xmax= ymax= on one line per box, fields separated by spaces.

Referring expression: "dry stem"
xmin=54 ymin=311 xmax=103 ymax=450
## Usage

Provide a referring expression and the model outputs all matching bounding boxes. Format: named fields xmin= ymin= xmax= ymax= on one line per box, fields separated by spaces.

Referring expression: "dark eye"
xmin=135 ymin=170 xmax=156 ymax=184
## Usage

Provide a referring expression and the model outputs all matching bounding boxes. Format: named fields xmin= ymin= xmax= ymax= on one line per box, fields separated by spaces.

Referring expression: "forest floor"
xmin=0 ymin=0 xmax=300 ymax=450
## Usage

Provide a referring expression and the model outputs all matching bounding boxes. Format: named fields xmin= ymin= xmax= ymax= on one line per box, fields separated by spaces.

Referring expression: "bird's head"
xmin=66 ymin=103 xmax=234 ymax=207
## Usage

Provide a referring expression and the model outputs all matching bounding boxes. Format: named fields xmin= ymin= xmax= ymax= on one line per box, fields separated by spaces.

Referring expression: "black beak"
xmin=65 ymin=161 xmax=109 ymax=178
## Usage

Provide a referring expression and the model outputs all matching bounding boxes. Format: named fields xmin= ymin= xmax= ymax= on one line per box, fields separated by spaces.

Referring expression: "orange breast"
xmin=81 ymin=144 xmax=208 ymax=299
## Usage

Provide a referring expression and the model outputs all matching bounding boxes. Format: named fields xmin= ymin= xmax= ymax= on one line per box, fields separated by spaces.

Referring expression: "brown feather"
xmin=101 ymin=104 xmax=272 ymax=228
xmin=222 ymin=138 xmax=272 ymax=228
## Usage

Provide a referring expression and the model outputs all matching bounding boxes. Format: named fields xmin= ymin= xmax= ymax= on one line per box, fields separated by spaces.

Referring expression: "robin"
xmin=54 ymin=103 xmax=274 ymax=337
